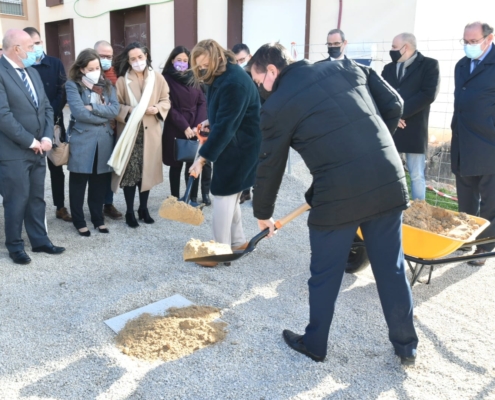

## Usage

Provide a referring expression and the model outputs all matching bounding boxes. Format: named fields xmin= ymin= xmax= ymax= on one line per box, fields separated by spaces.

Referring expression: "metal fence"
xmin=290 ymin=39 xmax=464 ymax=208
xmin=0 ymin=0 xmax=23 ymax=16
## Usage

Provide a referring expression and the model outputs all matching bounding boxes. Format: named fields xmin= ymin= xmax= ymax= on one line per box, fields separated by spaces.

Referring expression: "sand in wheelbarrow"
xmin=404 ymin=200 xmax=480 ymax=240
xmin=115 ymin=305 xmax=227 ymax=362
xmin=159 ymin=196 xmax=204 ymax=226
xmin=183 ymin=238 xmax=233 ymax=261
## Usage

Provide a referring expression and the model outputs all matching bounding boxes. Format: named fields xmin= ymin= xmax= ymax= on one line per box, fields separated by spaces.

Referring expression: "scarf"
xmin=164 ymin=65 xmax=194 ymax=86
xmin=81 ymin=76 xmax=104 ymax=104
xmin=107 ymin=68 xmax=156 ymax=176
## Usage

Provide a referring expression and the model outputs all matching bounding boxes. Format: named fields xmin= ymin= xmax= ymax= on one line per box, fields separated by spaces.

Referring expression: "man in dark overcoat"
xmin=382 ymin=32 xmax=440 ymax=201
xmin=248 ymin=43 xmax=418 ymax=366
xmin=451 ymin=21 xmax=495 ymax=266
xmin=24 ymin=27 xmax=72 ymax=222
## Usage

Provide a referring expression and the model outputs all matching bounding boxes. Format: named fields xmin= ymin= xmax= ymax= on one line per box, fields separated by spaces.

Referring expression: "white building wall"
xmin=37 ymin=0 xmax=175 ymax=70
xmin=197 ymin=0 xmax=228 ymax=47
xmin=242 ymin=0 xmax=306 ymax=58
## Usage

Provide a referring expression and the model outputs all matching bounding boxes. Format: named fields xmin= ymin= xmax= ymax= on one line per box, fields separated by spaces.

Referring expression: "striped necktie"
xmin=16 ymin=68 xmax=38 ymax=108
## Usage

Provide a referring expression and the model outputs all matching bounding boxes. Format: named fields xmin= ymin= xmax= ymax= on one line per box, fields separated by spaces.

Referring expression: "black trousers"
xmin=455 ymin=173 xmax=495 ymax=251
xmin=169 ymin=161 xmax=212 ymax=199
xmin=47 ymin=158 xmax=66 ymax=209
xmin=69 ymin=153 xmax=110 ymax=229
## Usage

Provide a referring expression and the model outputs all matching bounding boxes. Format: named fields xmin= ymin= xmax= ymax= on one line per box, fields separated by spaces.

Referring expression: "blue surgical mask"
xmin=100 ymin=58 xmax=112 ymax=71
xmin=464 ymin=40 xmax=485 ymax=59
xmin=19 ymin=48 xmax=37 ymax=68
xmin=34 ymin=45 xmax=44 ymax=60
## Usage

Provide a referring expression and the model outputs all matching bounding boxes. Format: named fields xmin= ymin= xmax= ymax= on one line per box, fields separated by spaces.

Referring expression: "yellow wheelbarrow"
xmin=350 ymin=211 xmax=495 ymax=286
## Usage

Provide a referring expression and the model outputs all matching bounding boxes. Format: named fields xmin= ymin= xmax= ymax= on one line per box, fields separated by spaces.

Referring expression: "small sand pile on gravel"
xmin=116 ymin=305 xmax=227 ymax=362
xmin=183 ymin=238 xmax=233 ymax=261
xmin=404 ymin=201 xmax=480 ymax=239
xmin=159 ymin=196 xmax=204 ymax=226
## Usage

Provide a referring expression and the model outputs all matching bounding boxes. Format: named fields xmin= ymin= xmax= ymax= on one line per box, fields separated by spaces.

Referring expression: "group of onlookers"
xmin=1 ymin=18 xmax=494 ymax=368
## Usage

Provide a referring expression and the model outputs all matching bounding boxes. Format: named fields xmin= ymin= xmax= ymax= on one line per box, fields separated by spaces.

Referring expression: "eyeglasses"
xmin=99 ymin=55 xmax=113 ymax=60
xmin=460 ymin=36 xmax=486 ymax=46
xmin=326 ymin=42 xmax=343 ymax=47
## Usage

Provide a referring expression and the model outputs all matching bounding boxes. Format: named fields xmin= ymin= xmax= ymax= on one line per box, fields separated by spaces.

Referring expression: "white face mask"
xmin=131 ymin=60 xmax=147 ymax=72
xmin=85 ymin=70 xmax=101 ymax=84
xmin=464 ymin=40 xmax=485 ymax=59
xmin=239 ymin=61 xmax=248 ymax=68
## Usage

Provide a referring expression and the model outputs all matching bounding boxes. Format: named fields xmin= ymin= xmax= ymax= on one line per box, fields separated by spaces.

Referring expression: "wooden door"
xmin=110 ymin=6 xmax=150 ymax=56
xmin=45 ymin=19 xmax=75 ymax=73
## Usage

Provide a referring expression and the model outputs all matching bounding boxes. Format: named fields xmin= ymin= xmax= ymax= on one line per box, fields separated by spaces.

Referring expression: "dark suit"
xmin=451 ymin=44 xmax=495 ymax=251
xmin=382 ymin=52 xmax=440 ymax=154
xmin=0 ymin=56 xmax=54 ymax=252
xmin=32 ymin=54 xmax=67 ymax=210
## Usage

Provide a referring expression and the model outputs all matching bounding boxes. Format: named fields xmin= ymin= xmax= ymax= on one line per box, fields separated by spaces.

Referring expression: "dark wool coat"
xmin=451 ymin=44 xmax=495 ymax=176
xmin=162 ymin=73 xmax=207 ymax=167
xmin=199 ymin=61 xmax=261 ymax=196
xmin=253 ymin=60 xmax=408 ymax=231
xmin=32 ymin=54 xmax=67 ymax=119
xmin=382 ymin=52 xmax=440 ymax=154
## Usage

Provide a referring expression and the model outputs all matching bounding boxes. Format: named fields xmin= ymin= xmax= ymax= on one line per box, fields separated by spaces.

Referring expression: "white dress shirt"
xmin=2 ymin=54 xmax=51 ymax=147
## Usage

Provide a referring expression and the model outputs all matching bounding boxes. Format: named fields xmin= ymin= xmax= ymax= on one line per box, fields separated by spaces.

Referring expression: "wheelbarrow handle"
xmin=274 ymin=203 xmax=311 ymax=230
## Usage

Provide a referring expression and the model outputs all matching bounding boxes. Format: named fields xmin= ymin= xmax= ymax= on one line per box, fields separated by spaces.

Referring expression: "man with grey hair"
xmin=451 ymin=21 xmax=495 ymax=266
xmin=0 ymin=29 xmax=65 ymax=264
xmin=326 ymin=28 xmax=347 ymax=60
xmin=93 ymin=39 xmax=123 ymax=220
xmin=382 ymin=32 xmax=440 ymax=201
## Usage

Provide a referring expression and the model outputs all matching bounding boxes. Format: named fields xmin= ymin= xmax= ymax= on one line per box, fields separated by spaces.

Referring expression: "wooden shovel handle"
xmin=274 ymin=203 xmax=311 ymax=230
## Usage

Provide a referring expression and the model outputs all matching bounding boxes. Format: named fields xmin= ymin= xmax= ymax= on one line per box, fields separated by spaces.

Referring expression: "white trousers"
xmin=212 ymin=192 xmax=246 ymax=247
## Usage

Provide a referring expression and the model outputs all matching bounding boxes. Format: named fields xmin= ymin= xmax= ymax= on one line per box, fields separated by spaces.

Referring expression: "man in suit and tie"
xmin=382 ymin=33 xmax=440 ymax=201
xmin=0 ymin=29 xmax=65 ymax=265
xmin=451 ymin=21 xmax=495 ymax=266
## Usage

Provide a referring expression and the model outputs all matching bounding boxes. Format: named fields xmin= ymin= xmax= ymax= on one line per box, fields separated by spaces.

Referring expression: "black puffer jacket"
xmin=253 ymin=59 xmax=409 ymax=231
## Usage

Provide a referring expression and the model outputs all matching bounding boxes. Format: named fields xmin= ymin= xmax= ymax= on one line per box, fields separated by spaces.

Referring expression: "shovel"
xmin=185 ymin=202 xmax=311 ymax=263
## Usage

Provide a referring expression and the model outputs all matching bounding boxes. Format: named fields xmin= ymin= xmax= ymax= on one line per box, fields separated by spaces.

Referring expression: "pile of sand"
xmin=159 ymin=196 xmax=204 ymax=226
xmin=183 ymin=238 xmax=233 ymax=261
xmin=404 ymin=201 xmax=480 ymax=240
xmin=116 ymin=305 xmax=227 ymax=362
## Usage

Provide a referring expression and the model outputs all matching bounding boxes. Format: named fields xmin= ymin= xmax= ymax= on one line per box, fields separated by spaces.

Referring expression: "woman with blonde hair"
xmin=110 ymin=42 xmax=170 ymax=228
xmin=189 ymin=39 xmax=262 ymax=267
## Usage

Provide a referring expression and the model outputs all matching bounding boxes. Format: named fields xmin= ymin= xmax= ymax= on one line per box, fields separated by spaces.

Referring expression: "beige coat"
xmin=113 ymin=68 xmax=170 ymax=192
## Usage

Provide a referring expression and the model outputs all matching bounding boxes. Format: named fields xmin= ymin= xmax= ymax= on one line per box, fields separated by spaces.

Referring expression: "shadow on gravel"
xmin=19 ymin=354 xmax=125 ymax=399
xmin=415 ymin=320 xmax=487 ymax=376
xmin=472 ymin=377 xmax=495 ymax=400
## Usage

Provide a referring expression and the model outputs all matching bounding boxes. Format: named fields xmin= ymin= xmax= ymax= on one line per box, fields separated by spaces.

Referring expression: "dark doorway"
xmin=227 ymin=0 xmax=243 ymax=50
xmin=45 ymin=19 xmax=75 ymax=73
xmin=110 ymin=5 xmax=150 ymax=56
xmin=174 ymin=0 xmax=197 ymax=49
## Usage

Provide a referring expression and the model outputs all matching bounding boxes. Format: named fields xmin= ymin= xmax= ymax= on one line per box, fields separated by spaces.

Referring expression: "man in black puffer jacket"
xmin=248 ymin=43 xmax=418 ymax=366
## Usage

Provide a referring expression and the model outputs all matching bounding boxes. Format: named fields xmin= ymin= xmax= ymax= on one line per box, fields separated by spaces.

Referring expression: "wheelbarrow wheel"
xmin=345 ymin=236 xmax=370 ymax=274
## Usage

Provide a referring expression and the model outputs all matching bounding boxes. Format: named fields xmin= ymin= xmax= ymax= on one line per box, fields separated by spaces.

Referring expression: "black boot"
xmin=189 ymin=197 xmax=200 ymax=208
xmin=125 ymin=212 xmax=139 ymax=228
xmin=202 ymin=194 xmax=211 ymax=206
xmin=138 ymin=207 xmax=155 ymax=224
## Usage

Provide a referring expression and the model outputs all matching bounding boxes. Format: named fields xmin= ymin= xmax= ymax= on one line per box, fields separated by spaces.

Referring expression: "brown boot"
xmin=56 ymin=207 xmax=72 ymax=222
xmin=103 ymin=204 xmax=123 ymax=220
xmin=232 ymin=241 xmax=249 ymax=251
xmin=196 ymin=261 xmax=219 ymax=267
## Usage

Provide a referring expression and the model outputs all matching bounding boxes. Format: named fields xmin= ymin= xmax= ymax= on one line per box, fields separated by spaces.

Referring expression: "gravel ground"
xmin=0 ymin=150 xmax=494 ymax=400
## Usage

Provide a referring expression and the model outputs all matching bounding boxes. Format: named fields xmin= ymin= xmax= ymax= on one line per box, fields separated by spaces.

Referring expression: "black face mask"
xmin=328 ymin=46 xmax=343 ymax=59
xmin=258 ymin=72 xmax=272 ymax=100
xmin=389 ymin=45 xmax=405 ymax=63
xmin=198 ymin=69 xmax=207 ymax=78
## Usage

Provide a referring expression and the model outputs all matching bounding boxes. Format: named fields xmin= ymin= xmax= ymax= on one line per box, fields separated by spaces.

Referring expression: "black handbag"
xmin=174 ymin=138 xmax=199 ymax=162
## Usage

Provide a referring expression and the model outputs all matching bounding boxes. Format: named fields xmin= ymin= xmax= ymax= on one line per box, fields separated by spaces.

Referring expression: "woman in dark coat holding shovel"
xmin=189 ymin=39 xmax=262 ymax=267
xmin=161 ymin=46 xmax=209 ymax=205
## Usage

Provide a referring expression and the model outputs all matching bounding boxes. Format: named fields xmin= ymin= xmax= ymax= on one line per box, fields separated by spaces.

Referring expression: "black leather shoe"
xmin=395 ymin=349 xmax=416 ymax=366
xmin=138 ymin=208 xmax=155 ymax=224
xmin=9 ymin=250 xmax=31 ymax=265
xmin=125 ymin=212 xmax=140 ymax=228
xmin=282 ymin=330 xmax=325 ymax=362
xmin=32 ymin=243 xmax=65 ymax=255
xmin=202 ymin=194 xmax=211 ymax=206
xmin=77 ymin=228 xmax=91 ymax=237
xmin=94 ymin=225 xmax=110 ymax=233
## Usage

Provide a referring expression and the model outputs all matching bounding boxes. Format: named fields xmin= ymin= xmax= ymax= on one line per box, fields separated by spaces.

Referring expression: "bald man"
xmin=0 ymin=29 xmax=65 ymax=264
xmin=382 ymin=33 xmax=440 ymax=201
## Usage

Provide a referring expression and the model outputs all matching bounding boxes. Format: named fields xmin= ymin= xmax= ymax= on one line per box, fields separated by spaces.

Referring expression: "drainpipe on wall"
xmin=337 ymin=0 xmax=343 ymax=29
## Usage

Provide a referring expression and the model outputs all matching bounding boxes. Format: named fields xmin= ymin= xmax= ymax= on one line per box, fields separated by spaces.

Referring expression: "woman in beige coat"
xmin=110 ymin=42 xmax=170 ymax=228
